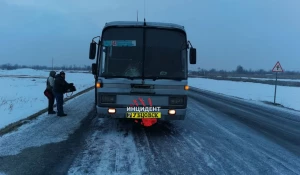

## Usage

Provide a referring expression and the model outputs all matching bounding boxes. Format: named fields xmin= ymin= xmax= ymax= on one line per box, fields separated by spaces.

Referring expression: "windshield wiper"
xmin=101 ymin=75 xmax=142 ymax=80
xmin=145 ymin=76 xmax=185 ymax=81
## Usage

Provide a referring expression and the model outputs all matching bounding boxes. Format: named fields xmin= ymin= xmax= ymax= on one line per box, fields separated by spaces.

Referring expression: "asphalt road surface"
xmin=0 ymin=88 xmax=299 ymax=175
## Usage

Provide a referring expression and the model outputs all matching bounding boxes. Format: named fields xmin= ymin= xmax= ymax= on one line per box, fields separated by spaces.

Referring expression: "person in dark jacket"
xmin=44 ymin=71 xmax=56 ymax=114
xmin=53 ymin=71 xmax=70 ymax=117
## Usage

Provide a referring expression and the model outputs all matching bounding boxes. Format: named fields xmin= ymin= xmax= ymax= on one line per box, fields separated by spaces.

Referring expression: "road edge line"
xmin=0 ymin=86 xmax=94 ymax=136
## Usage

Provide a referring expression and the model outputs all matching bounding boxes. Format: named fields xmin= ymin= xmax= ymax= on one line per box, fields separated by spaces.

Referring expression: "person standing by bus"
xmin=53 ymin=71 xmax=70 ymax=117
xmin=44 ymin=71 xmax=56 ymax=114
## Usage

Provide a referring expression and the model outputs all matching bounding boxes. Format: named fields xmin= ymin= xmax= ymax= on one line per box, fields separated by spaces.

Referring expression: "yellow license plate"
xmin=126 ymin=112 xmax=161 ymax=118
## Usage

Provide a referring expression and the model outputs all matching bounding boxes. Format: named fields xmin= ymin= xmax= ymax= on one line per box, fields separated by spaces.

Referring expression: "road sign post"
xmin=274 ymin=72 xmax=277 ymax=103
xmin=272 ymin=61 xmax=283 ymax=104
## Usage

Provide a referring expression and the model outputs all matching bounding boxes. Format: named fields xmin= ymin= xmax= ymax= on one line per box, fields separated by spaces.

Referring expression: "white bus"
xmin=89 ymin=21 xmax=197 ymax=120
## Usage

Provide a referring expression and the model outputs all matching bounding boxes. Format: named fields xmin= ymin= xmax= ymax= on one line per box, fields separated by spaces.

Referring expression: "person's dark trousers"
xmin=54 ymin=92 xmax=66 ymax=116
xmin=44 ymin=89 xmax=56 ymax=114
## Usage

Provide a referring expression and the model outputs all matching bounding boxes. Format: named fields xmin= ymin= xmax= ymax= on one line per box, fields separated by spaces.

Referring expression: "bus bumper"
xmin=96 ymin=106 xmax=186 ymax=120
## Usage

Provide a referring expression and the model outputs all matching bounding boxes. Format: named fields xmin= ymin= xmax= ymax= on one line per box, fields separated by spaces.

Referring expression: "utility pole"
xmin=52 ymin=57 xmax=54 ymax=70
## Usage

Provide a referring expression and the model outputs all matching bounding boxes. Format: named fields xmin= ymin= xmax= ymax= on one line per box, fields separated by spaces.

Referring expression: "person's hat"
xmin=60 ymin=71 xmax=65 ymax=75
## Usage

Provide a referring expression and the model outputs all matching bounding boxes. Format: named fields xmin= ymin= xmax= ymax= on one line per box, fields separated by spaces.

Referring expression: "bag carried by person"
xmin=44 ymin=89 xmax=53 ymax=99
xmin=44 ymin=77 xmax=54 ymax=99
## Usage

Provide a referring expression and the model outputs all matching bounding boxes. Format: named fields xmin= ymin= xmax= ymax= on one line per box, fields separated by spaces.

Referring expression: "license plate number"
xmin=126 ymin=112 xmax=161 ymax=118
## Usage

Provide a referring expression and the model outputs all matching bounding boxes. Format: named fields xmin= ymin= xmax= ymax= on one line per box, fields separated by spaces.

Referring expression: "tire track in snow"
xmin=68 ymin=119 xmax=147 ymax=175
xmin=132 ymin=121 xmax=215 ymax=175
xmin=183 ymin=100 xmax=258 ymax=174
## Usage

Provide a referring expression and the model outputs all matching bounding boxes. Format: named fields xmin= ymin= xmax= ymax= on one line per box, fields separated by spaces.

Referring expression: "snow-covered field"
xmin=229 ymin=76 xmax=300 ymax=82
xmin=189 ymin=78 xmax=300 ymax=111
xmin=0 ymin=68 xmax=94 ymax=129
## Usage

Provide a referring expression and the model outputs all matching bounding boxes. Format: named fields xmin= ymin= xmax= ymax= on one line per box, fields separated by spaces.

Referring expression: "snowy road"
xmin=0 ymin=89 xmax=300 ymax=175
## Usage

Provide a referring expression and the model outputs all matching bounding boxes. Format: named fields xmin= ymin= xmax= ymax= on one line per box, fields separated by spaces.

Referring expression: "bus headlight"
xmin=101 ymin=95 xmax=116 ymax=103
xmin=169 ymin=97 xmax=184 ymax=105
xmin=108 ymin=108 xmax=116 ymax=114
xmin=168 ymin=109 xmax=176 ymax=115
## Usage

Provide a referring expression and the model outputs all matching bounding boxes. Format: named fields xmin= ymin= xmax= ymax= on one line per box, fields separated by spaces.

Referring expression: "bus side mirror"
xmin=92 ymin=63 xmax=97 ymax=75
xmin=89 ymin=42 xmax=97 ymax=60
xmin=189 ymin=48 xmax=196 ymax=64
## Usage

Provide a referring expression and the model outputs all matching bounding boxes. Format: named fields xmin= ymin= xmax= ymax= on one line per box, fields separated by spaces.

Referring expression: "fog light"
xmin=168 ymin=109 xmax=176 ymax=115
xmin=184 ymin=85 xmax=189 ymax=90
xmin=96 ymin=82 xmax=101 ymax=88
xmin=108 ymin=108 xmax=116 ymax=114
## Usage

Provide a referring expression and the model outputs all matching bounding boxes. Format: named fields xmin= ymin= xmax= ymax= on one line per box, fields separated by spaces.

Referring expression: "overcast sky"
xmin=0 ymin=0 xmax=299 ymax=71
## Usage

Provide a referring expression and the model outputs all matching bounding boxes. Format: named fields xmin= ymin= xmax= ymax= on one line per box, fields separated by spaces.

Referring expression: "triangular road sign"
xmin=272 ymin=61 xmax=283 ymax=72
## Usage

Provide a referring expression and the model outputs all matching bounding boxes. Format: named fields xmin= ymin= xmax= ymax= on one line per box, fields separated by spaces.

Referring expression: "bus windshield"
xmin=100 ymin=27 xmax=187 ymax=79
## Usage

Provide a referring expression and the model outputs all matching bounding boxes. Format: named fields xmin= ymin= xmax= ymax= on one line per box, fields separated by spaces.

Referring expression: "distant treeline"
xmin=190 ymin=65 xmax=300 ymax=76
xmin=0 ymin=63 xmax=91 ymax=71
xmin=1 ymin=64 xmax=299 ymax=76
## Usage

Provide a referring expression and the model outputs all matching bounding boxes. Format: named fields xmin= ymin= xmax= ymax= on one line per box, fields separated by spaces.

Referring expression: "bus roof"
xmin=103 ymin=21 xmax=186 ymax=32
